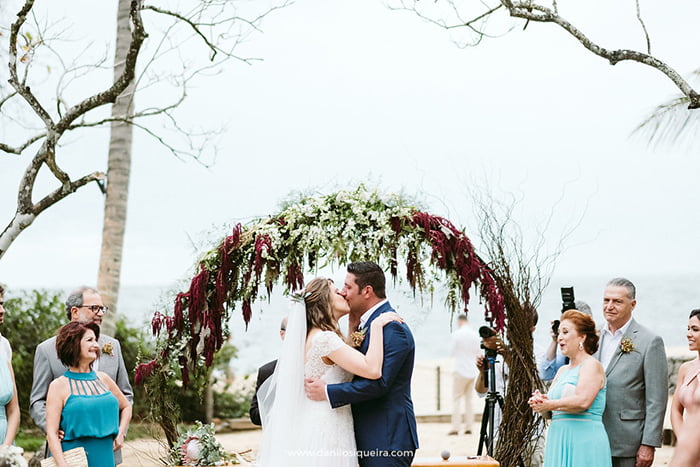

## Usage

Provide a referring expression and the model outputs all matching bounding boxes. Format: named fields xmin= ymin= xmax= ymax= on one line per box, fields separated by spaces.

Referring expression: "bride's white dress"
xmin=300 ymin=331 xmax=357 ymax=466
xmin=257 ymin=329 xmax=357 ymax=466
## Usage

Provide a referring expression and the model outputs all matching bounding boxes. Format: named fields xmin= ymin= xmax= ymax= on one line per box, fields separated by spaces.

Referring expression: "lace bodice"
xmin=304 ymin=331 xmax=353 ymax=383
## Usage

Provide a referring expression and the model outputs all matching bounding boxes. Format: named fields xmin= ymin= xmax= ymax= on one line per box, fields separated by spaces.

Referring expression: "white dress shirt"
xmin=599 ymin=318 xmax=633 ymax=370
xmin=358 ymin=299 xmax=388 ymax=330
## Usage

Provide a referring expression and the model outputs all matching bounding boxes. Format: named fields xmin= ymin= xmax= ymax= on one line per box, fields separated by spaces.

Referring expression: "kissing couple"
xmin=256 ymin=261 xmax=419 ymax=466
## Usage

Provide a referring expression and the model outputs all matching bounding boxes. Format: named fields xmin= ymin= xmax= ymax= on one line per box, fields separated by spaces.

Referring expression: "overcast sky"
xmin=1 ymin=0 xmax=699 ymax=294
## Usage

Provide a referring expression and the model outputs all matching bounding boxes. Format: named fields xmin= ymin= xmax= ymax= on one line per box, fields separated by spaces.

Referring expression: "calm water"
xmin=119 ymin=273 xmax=700 ymax=374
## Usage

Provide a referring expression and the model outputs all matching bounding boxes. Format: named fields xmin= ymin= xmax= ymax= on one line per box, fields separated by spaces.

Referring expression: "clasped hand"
xmin=528 ymin=389 xmax=550 ymax=413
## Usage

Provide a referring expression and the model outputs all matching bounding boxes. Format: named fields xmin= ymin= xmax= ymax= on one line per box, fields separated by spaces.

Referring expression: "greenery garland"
xmin=135 ymin=185 xmax=505 ymax=444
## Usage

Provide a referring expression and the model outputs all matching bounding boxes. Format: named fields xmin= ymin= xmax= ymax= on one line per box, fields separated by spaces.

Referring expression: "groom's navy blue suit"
xmin=327 ymin=301 xmax=419 ymax=467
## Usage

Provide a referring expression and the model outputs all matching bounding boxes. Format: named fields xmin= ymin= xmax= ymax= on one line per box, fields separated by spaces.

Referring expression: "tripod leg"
xmin=476 ymin=400 xmax=491 ymax=456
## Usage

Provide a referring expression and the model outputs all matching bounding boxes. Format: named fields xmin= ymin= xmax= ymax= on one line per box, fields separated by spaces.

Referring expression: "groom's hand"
xmin=304 ymin=377 xmax=328 ymax=401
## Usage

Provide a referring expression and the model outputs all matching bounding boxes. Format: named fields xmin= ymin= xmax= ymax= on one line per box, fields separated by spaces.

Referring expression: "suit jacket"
xmin=249 ymin=359 xmax=276 ymax=426
xmin=29 ymin=333 xmax=133 ymax=464
xmin=595 ymin=318 xmax=668 ymax=457
xmin=327 ymin=301 xmax=419 ymax=466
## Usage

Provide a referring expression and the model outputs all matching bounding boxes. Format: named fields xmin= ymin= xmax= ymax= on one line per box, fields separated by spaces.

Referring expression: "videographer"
xmin=539 ymin=296 xmax=592 ymax=383
xmin=475 ymin=314 xmax=545 ymax=467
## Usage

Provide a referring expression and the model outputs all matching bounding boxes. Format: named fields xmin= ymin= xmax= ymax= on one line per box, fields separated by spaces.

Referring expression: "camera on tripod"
xmin=552 ymin=286 xmax=576 ymax=336
xmin=478 ymin=326 xmax=499 ymax=359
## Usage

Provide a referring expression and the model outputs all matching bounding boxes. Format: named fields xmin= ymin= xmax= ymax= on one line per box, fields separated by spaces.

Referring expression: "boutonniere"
xmin=620 ymin=338 xmax=635 ymax=354
xmin=102 ymin=342 xmax=114 ymax=357
xmin=350 ymin=327 xmax=367 ymax=348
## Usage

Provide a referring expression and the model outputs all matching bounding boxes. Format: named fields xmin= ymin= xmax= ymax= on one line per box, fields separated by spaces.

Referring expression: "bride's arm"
xmin=328 ymin=312 xmax=402 ymax=379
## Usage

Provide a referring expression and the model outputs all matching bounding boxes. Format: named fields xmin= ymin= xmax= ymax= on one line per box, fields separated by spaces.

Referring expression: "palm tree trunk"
xmin=98 ymin=0 xmax=136 ymax=337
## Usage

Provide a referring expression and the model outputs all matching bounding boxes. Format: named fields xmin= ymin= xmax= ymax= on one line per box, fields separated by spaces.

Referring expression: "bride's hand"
xmin=372 ymin=312 xmax=404 ymax=328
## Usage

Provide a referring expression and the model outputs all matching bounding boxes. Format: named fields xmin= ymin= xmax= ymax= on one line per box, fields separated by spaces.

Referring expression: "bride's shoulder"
xmin=307 ymin=328 xmax=345 ymax=352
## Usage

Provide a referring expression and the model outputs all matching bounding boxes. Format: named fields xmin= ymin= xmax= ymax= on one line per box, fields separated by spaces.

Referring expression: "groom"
xmin=305 ymin=262 xmax=419 ymax=466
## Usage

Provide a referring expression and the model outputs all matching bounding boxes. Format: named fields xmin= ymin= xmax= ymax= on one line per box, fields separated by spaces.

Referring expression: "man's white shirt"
xmin=358 ymin=299 xmax=388 ymax=330
xmin=599 ymin=317 xmax=633 ymax=371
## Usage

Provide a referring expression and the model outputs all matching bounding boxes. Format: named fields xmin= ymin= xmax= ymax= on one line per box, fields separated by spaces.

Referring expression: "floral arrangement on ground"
xmin=0 ymin=445 xmax=28 ymax=467
xmin=166 ymin=421 xmax=238 ymax=466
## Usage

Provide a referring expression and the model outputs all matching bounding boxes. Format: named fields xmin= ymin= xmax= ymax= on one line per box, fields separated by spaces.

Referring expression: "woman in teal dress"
xmin=529 ymin=310 xmax=612 ymax=467
xmin=0 ymin=285 xmax=20 ymax=448
xmin=45 ymin=322 xmax=132 ymax=467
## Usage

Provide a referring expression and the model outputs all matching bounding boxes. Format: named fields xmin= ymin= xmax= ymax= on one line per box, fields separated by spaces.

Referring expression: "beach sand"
xmin=117 ymin=357 xmax=676 ymax=465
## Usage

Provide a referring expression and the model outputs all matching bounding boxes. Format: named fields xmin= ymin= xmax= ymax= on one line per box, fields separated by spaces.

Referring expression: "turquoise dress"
xmin=57 ymin=371 xmax=119 ymax=467
xmin=0 ymin=356 xmax=13 ymax=443
xmin=544 ymin=361 xmax=612 ymax=467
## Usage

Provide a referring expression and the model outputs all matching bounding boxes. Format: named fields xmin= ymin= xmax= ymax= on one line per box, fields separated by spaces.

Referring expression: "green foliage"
xmin=14 ymin=429 xmax=45 ymax=452
xmin=148 ymin=341 xmax=246 ymax=423
xmin=213 ymin=386 xmax=253 ymax=419
xmin=113 ymin=315 xmax=154 ymax=420
xmin=2 ymin=289 xmax=65 ymax=427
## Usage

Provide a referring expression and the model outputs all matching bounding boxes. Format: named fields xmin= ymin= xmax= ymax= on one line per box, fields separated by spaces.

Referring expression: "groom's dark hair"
xmin=347 ymin=262 xmax=386 ymax=299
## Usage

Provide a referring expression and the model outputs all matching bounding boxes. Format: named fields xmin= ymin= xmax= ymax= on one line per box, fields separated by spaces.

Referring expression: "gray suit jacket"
xmin=596 ymin=319 xmax=668 ymax=458
xmin=29 ymin=333 xmax=133 ymax=464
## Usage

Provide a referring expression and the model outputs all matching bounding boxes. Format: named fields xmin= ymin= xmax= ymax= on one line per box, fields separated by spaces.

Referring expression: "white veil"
xmin=256 ymin=301 xmax=307 ymax=466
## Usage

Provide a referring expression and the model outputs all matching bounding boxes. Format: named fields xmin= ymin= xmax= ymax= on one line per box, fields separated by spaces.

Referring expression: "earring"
xmin=578 ymin=342 xmax=584 ymax=351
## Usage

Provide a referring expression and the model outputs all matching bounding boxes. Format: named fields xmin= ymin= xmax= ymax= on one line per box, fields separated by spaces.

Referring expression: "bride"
xmin=256 ymin=277 xmax=400 ymax=466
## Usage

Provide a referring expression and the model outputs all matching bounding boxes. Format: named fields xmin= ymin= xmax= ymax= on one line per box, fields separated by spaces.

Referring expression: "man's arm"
xmin=29 ymin=342 xmax=52 ymax=432
xmin=111 ymin=339 xmax=134 ymax=404
xmin=326 ymin=323 xmax=411 ymax=407
xmin=640 ymin=334 xmax=668 ymax=448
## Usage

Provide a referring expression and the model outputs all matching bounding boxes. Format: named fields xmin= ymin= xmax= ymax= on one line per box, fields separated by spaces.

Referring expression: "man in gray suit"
xmin=30 ymin=286 xmax=133 ymax=464
xmin=596 ymin=278 xmax=667 ymax=467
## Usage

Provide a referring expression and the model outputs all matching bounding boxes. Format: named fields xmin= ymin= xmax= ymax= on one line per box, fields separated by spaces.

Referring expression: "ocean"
xmin=119 ymin=272 xmax=700 ymax=374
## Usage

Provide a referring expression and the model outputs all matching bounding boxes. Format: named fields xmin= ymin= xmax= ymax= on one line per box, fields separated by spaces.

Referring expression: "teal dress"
xmin=0 ymin=356 xmax=13 ymax=443
xmin=58 ymin=371 xmax=119 ymax=467
xmin=544 ymin=361 xmax=612 ymax=467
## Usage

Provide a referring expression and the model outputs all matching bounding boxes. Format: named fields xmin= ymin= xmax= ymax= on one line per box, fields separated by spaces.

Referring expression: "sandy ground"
xmin=114 ymin=358 xmax=677 ymax=465
xmin=117 ymin=421 xmax=676 ymax=466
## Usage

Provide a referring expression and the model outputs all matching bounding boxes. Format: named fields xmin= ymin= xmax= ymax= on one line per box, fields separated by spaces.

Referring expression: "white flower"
xmin=184 ymin=438 xmax=202 ymax=463
xmin=0 ymin=445 xmax=28 ymax=467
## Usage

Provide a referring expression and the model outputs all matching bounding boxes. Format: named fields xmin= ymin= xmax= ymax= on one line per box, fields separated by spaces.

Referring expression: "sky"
xmin=1 ymin=0 xmax=699 ymax=298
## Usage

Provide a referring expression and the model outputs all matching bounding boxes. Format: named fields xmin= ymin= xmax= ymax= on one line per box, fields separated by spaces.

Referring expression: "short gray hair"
xmin=574 ymin=300 xmax=592 ymax=316
xmin=606 ymin=277 xmax=636 ymax=299
xmin=65 ymin=286 xmax=99 ymax=321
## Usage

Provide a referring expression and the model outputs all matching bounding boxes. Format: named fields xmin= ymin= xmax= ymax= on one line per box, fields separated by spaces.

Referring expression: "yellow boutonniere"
xmin=102 ymin=342 xmax=114 ymax=357
xmin=350 ymin=328 xmax=367 ymax=348
xmin=620 ymin=338 xmax=635 ymax=354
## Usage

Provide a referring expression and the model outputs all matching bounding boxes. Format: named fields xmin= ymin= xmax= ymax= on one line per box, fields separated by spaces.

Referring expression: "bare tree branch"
xmin=635 ymin=0 xmax=651 ymax=55
xmin=0 ymin=133 xmax=45 ymax=155
xmin=8 ymin=0 xmax=55 ymax=129
xmin=398 ymin=0 xmax=700 ymax=109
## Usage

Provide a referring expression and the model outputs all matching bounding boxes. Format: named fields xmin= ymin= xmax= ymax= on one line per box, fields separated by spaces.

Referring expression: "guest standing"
xmin=30 ymin=286 xmax=133 ymax=463
xmin=669 ymin=308 xmax=700 ymax=467
xmin=448 ymin=314 xmax=480 ymax=435
xmin=528 ymin=310 xmax=611 ymax=466
xmin=596 ymin=278 xmax=667 ymax=467
xmin=46 ymin=322 xmax=131 ymax=467
xmin=0 ymin=284 xmax=19 ymax=447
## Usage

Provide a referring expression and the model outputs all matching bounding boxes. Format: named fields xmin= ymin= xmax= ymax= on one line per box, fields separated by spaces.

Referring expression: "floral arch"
xmin=136 ymin=186 xmax=517 ymax=449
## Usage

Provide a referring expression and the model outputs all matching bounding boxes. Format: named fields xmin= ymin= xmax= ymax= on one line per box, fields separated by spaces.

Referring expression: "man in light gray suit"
xmin=596 ymin=278 xmax=667 ymax=467
xmin=30 ymin=286 xmax=133 ymax=464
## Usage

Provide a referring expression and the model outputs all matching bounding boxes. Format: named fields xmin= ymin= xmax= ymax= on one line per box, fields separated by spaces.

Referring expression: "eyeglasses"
xmin=78 ymin=305 xmax=109 ymax=314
